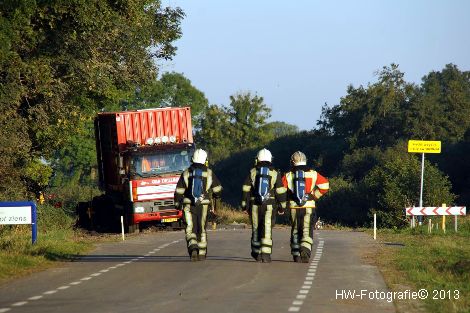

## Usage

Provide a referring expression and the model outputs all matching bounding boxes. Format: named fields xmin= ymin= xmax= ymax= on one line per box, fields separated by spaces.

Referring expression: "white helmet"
xmin=291 ymin=151 xmax=307 ymax=166
xmin=256 ymin=148 xmax=272 ymax=163
xmin=192 ymin=149 xmax=208 ymax=164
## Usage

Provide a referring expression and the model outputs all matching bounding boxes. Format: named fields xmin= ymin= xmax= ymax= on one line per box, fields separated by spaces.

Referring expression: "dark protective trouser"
xmin=183 ymin=203 xmax=209 ymax=256
xmin=290 ymin=208 xmax=314 ymax=257
xmin=250 ymin=204 xmax=276 ymax=255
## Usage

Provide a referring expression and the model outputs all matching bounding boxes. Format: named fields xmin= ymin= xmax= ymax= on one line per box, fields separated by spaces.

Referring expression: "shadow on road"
xmin=72 ymin=255 xmax=292 ymax=263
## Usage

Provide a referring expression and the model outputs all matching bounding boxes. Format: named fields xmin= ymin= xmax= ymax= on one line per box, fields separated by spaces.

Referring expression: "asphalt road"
xmin=0 ymin=228 xmax=395 ymax=313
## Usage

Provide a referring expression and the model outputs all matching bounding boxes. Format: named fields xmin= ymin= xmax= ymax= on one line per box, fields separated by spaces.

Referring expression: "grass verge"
xmin=214 ymin=203 xmax=250 ymax=225
xmin=370 ymin=216 xmax=469 ymax=313
xmin=0 ymin=204 xmax=113 ymax=285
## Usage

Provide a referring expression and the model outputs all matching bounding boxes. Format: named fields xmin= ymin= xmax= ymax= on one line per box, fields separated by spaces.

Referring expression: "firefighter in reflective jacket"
xmin=174 ymin=149 xmax=223 ymax=261
xmin=241 ymin=148 xmax=287 ymax=263
xmin=282 ymin=151 xmax=329 ymax=263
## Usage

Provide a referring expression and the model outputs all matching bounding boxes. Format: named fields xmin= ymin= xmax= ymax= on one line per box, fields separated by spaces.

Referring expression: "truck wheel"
xmin=126 ymin=222 xmax=139 ymax=234
xmin=76 ymin=201 xmax=92 ymax=230
xmin=170 ymin=219 xmax=183 ymax=230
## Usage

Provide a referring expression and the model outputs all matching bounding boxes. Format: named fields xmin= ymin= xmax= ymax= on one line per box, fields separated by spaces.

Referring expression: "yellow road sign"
xmin=408 ymin=140 xmax=441 ymax=153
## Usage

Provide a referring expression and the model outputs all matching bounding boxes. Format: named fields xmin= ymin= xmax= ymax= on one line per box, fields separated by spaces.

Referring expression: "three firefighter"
xmin=175 ymin=148 xmax=329 ymax=263
xmin=174 ymin=149 xmax=223 ymax=261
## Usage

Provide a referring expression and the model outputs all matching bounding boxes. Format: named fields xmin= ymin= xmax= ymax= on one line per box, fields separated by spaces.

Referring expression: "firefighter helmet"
xmin=256 ymin=148 xmax=272 ymax=163
xmin=291 ymin=151 xmax=307 ymax=166
xmin=192 ymin=149 xmax=208 ymax=164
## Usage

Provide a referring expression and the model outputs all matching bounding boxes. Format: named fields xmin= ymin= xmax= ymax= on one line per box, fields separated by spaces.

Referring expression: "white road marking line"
xmin=43 ymin=290 xmax=58 ymax=295
xmin=4 ymin=237 xmax=183 ymax=311
xmin=28 ymin=295 xmax=43 ymax=300
xmin=287 ymin=240 xmax=325 ymax=312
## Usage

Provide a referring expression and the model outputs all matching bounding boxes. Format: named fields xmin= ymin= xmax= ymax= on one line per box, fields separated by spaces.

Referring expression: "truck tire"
xmin=126 ymin=222 xmax=139 ymax=234
xmin=76 ymin=201 xmax=92 ymax=230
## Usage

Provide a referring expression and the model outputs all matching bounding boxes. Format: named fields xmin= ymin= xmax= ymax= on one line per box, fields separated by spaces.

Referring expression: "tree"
xmin=0 ymin=0 xmax=184 ymax=199
xmin=318 ymin=64 xmax=417 ymax=149
xmin=228 ymin=92 xmax=272 ymax=149
xmin=264 ymin=121 xmax=299 ymax=138
xmin=196 ymin=105 xmax=234 ymax=162
xmin=125 ymin=72 xmax=209 ymax=126
xmin=196 ymin=92 xmax=274 ymax=162
xmin=405 ymin=64 xmax=470 ymax=142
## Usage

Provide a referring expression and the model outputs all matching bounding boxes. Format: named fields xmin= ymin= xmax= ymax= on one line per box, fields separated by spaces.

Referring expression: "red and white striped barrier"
xmin=405 ymin=206 xmax=466 ymax=216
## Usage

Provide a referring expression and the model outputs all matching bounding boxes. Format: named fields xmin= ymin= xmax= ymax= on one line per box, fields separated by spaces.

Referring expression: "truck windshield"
xmin=131 ymin=149 xmax=193 ymax=177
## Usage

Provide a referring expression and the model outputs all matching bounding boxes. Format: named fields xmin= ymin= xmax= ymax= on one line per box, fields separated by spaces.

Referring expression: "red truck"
xmin=78 ymin=107 xmax=194 ymax=232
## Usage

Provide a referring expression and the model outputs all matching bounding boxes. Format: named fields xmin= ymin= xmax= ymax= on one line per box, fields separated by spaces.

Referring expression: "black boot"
xmin=293 ymin=255 xmax=301 ymax=263
xmin=198 ymin=254 xmax=206 ymax=261
xmin=251 ymin=252 xmax=261 ymax=262
xmin=261 ymin=253 xmax=271 ymax=263
xmin=190 ymin=249 xmax=198 ymax=262
xmin=300 ymin=250 xmax=310 ymax=263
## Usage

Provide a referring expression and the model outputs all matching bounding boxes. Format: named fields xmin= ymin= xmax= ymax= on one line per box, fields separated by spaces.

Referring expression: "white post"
xmin=373 ymin=213 xmax=377 ymax=240
xmin=454 ymin=215 xmax=457 ymax=232
xmin=428 ymin=218 xmax=431 ymax=234
xmin=121 ymin=216 xmax=125 ymax=241
xmin=418 ymin=153 xmax=425 ymax=226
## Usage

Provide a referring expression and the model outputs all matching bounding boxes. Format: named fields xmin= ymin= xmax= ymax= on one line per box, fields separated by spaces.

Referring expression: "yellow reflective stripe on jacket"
xmin=183 ymin=169 xmax=190 ymax=187
xmin=316 ymin=182 xmax=329 ymax=189
xmin=313 ymin=189 xmax=323 ymax=199
xmin=205 ymin=168 xmax=212 ymax=192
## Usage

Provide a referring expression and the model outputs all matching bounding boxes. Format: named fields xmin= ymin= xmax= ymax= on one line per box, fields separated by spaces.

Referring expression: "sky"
xmin=159 ymin=0 xmax=470 ymax=130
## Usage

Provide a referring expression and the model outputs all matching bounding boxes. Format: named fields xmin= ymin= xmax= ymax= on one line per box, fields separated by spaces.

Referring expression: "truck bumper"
xmin=132 ymin=210 xmax=183 ymax=224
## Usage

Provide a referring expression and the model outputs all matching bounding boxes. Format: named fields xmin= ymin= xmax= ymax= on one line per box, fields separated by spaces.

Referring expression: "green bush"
xmin=364 ymin=147 xmax=455 ymax=227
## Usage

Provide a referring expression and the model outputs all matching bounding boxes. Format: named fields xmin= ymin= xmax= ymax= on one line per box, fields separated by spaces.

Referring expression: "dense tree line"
xmin=0 ymin=0 xmax=184 ymax=201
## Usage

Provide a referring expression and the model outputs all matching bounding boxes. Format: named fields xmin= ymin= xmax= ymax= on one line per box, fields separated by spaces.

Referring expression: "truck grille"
xmin=154 ymin=200 xmax=174 ymax=206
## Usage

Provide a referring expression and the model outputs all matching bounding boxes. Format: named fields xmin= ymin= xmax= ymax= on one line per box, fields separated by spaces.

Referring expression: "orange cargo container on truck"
xmin=78 ymin=107 xmax=194 ymax=232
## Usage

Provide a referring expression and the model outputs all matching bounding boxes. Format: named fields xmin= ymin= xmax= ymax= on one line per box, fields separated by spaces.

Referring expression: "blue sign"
xmin=0 ymin=201 xmax=37 ymax=244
